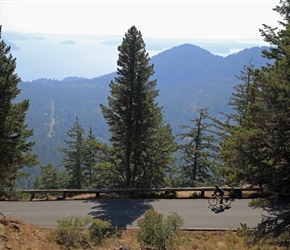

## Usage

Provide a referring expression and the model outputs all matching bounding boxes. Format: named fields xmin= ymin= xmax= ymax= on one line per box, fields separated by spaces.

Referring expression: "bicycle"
xmin=208 ymin=194 xmax=231 ymax=206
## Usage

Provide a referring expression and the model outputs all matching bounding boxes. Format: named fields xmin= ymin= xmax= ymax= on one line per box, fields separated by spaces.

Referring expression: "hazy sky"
xmin=0 ymin=0 xmax=281 ymax=42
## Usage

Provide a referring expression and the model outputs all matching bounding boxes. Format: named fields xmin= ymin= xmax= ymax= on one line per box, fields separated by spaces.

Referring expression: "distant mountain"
xmin=16 ymin=44 xmax=270 ymax=188
xmin=152 ymin=44 xmax=223 ymax=84
xmin=150 ymin=44 xmax=269 ymax=128
xmin=3 ymin=30 xmax=266 ymax=81
xmin=152 ymin=44 xmax=267 ymax=84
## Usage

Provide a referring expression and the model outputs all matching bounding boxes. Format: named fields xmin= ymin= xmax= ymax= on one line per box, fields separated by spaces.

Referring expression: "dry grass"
xmin=0 ymin=218 xmax=285 ymax=250
xmin=106 ymin=230 xmax=285 ymax=250
xmin=0 ymin=218 xmax=60 ymax=250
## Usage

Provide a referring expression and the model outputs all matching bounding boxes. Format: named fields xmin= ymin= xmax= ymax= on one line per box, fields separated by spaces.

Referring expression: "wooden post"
xmin=30 ymin=192 xmax=35 ymax=201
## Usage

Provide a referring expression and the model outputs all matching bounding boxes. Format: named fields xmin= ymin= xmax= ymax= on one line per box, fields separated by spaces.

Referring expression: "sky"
xmin=0 ymin=0 xmax=283 ymax=81
xmin=0 ymin=0 xmax=281 ymax=42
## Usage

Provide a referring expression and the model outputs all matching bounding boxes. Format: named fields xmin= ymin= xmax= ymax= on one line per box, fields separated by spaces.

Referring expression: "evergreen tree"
xmin=224 ymin=0 xmax=290 ymax=194
xmin=252 ymin=1 xmax=290 ymax=245
xmin=228 ymin=60 xmax=256 ymax=124
xmin=33 ymin=164 xmax=59 ymax=189
xmin=101 ymin=26 xmax=176 ymax=188
xmin=33 ymin=164 xmax=70 ymax=189
xmin=93 ymin=143 xmax=116 ymax=189
xmin=83 ymin=128 xmax=102 ymax=188
xmin=178 ymin=108 xmax=221 ymax=186
xmin=0 ymin=26 xmax=37 ymax=188
xmin=219 ymin=62 xmax=260 ymax=186
xmin=220 ymin=1 xmax=290 ymax=246
xmin=60 ymin=116 xmax=85 ymax=189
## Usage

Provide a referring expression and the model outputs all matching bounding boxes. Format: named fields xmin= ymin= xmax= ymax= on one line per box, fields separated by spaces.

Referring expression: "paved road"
xmin=0 ymin=199 xmax=265 ymax=229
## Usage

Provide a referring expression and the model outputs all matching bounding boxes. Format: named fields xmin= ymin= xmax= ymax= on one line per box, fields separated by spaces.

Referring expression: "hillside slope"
xmin=0 ymin=218 xmax=59 ymax=250
xmin=16 ymin=44 xmax=270 ymax=187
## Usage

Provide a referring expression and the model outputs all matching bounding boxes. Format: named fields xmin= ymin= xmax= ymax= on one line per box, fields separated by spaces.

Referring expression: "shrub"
xmin=136 ymin=209 xmax=184 ymax=250
xmin=89 ymin=218 xmax=114 ymax=244
xmin=51 ymin=215 xmax=92 ymax=249
xmin=237 ymin=223 xmax=252 ymax=238
xmin=12 ymin=190 xmax=31 ymax=201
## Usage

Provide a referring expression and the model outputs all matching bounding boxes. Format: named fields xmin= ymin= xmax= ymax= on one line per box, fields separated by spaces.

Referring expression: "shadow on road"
xmin=209 ymin=205 xmax=231 ymax=214
xmin=85 ymin=199 xmax=154 ymax=228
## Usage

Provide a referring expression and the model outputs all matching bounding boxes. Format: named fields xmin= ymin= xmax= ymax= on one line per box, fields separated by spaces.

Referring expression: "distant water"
xmin=12 ymin=35 xmax=119 ymax=81
xmin=7 ymin=33 xmax=264 ymax=81
xmin=8 ymin=34 xmax=165 ymax=81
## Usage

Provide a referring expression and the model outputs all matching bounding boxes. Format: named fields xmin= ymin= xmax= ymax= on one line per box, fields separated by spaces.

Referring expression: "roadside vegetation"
xmin=0 ymin=214 xmax=286 ymax=250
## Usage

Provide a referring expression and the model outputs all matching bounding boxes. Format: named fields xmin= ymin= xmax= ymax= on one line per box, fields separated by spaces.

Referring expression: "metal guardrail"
xmin=22 ymin=187 xmax=262 ymax=200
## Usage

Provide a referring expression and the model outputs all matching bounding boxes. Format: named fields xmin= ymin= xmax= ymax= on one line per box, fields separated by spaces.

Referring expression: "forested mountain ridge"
xmin=16 ymin=44 xmax=270 ymax=187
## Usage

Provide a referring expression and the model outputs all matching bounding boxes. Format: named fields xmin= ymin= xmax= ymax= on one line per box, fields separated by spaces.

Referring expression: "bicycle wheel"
xmin=223 ymin=197 xmax=231 ymax=206
xmin=208 ymin=197 xmax=218 ymax=206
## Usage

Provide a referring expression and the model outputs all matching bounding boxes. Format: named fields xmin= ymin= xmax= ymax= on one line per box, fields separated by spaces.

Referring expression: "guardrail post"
xmin=30 ymin=192 xmax=35 ymax=201
xmin=200 ymin=190 xmax=205 ymax=198
xmin=236 ymin=189 xmax=243 ymax=198
xmin=63 ymin=191 xmax=67 ymax=199
xmin=229 ymin=189 xmax=243 ymax=198
xmin=95 ymin=192 xmax=100 ymax=198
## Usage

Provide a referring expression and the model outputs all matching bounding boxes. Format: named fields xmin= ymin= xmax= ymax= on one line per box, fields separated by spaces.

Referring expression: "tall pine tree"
xmin=101 ymin=26 xmax=177 ymax=188
xmin=60 ymin=116 xmax=85 ymax=189
xmin=0 ymin=26 xmax=37 ymax=188
xmin=219 ymin=61 xmax=260 ymax=186
xmin=220 ymin=1 xmax=290 ymax=246
xmin=228 ymin=0 xmax=290 ymax=194
xmin=83 ymin=128 xmax=103 ymax=188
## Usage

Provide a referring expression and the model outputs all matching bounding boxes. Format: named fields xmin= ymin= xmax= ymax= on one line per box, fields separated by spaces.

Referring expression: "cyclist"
xmin=213 ymin=185 xmax=225 ymax=204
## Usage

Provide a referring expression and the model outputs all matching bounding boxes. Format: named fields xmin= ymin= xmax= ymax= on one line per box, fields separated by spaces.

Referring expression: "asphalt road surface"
xmin=0 ymin=199 xmax=265 ymax=229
